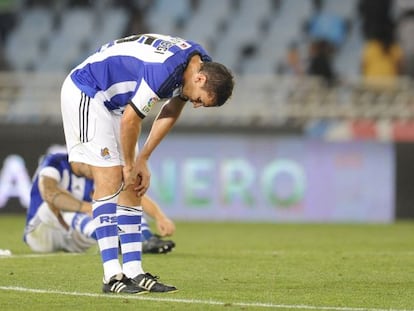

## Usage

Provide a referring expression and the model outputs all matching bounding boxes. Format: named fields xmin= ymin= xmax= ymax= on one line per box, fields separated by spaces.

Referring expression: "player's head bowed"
xmin=200 ymin=62 xmax=235 ymax=107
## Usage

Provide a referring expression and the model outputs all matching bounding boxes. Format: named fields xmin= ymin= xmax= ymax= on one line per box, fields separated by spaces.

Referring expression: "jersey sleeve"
xmin=37 ymin=153 xmax=67 ymax=182
xmin=38 ymin=166 xmax=61 ymax=181
xmin=129 ymin=79 xmax=160 ymax=118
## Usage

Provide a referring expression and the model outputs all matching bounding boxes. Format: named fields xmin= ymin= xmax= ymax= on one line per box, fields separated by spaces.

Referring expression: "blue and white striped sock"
xmin=141 ymin=217 xmax=153 ymax=241
xmin=93 ymin=195 xmax=122 ymax=282
xmin=117 ymin=205 xmax=144 ymax=278
xmin=71 ymin=212 xmax=96 ymax=240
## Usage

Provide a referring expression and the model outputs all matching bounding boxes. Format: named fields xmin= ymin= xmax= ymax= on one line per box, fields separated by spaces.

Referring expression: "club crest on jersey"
xmin=142 ymin=97 xmax=159 ymax=114
xmin=100 ymin=147 xmax=111 ymax=159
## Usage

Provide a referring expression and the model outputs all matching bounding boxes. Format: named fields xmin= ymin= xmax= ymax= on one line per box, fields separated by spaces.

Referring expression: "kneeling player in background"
xmin=24 ymin=152 xmax=176 ymax=254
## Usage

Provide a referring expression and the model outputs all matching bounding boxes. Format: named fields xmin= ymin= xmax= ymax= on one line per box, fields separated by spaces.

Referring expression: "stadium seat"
xmin=146 ymin=0 xmax=191 ymax=35
xmin=35 ymin=8 xmax=96 ymax=72
xmin=92 ymin=7 xmax=128 ymax=47
xmin=4 ymin=7 xmax=53 ymax=71
xmin=179 ymin=0 xmax=232 ymax=51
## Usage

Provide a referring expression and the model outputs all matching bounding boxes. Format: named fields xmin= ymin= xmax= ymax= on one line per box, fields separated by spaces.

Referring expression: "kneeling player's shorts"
xmin=24 ymin=202 xmax=95 ymax=253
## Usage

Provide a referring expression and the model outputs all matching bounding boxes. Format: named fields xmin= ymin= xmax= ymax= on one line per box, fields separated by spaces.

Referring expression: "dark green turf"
xmin=0 ymin=214 xmax=413 ymax=310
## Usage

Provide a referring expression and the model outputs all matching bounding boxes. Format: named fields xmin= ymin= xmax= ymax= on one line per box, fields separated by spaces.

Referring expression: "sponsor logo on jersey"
xmin=179 ymin=42 xmax=190 ymax=49
xmin=100 ymin=215 xmax=117 ymax=224
xmin=101 ymin=147 xmax=111 ymax=160
xmin=142 ymin=97 xmax=159 ymax=114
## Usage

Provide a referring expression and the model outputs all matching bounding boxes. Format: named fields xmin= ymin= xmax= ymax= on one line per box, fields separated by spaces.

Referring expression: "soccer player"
xmin=61 ymin=33 xmax=234 ymax=294
xmin=24 ymin=152 xmax=176 ymax=255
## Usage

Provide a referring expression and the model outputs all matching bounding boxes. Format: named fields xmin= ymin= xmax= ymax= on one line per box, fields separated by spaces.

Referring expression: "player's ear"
xmin=195 ymin=72 xmax=207 ymax=84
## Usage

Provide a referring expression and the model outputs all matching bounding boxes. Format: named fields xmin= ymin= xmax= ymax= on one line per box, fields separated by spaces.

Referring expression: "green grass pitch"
xmin=0 ymin=214 xmax=413 ymax=311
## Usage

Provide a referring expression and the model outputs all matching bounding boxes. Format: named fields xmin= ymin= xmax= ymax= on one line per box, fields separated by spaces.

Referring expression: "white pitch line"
xmin=0 ymin=286 xmax=412 ymax=311
xmin=3 ymin=250 xmax=413 ymax=260
xmin=0 ymin=253 xmax=82 ymax=259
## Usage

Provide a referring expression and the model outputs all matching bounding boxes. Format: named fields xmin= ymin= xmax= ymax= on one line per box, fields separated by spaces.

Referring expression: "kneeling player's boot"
xmin=132 ymin=272 xmax=178 ymax=293
xmin=143 ymin=235 xmax=176 ymax=254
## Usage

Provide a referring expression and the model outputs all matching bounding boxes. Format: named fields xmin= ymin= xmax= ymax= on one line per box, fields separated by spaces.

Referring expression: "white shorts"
xmin=24 ymin=202 xmax=96 ymax=253
xmin=60 ymin=75 xmax=124 ymax=167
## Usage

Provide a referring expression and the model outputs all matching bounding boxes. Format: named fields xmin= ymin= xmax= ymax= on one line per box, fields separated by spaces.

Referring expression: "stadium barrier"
xmin=0 ymin=124 xmax=413 ymax=222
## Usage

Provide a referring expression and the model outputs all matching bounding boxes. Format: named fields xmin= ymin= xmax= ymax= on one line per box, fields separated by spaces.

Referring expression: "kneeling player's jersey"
xmin=25 ymin=153 xmax=94 ymax=228
xmin=70 ymin=33 xmax=212 ymax=118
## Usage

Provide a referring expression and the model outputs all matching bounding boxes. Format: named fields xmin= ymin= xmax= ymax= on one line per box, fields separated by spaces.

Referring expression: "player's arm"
xmin=134 ymin=96 xmax=186 ymax=196
xmin=39 ymin=176 xmax=92 ymax=215
xmin=142 ymin=195 xmax=176 ymax=236
xmin=120 ymin=104 xmax=143 ymax=193
xmin=140 ymin=96 xmax=186 ymax=159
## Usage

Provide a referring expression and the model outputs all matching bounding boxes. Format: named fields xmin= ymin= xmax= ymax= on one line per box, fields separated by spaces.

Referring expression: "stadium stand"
xmin=4 ymin=6 xmax=54 ymax=71
xmin=0 ymin=0 xmax=413 ymax=141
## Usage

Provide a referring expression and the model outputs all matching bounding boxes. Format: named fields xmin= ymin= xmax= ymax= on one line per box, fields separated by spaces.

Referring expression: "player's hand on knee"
xmin=134 ymin=172 xmax=150 ymax=197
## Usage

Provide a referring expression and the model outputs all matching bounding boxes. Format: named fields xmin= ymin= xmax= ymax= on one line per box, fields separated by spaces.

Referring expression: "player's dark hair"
xmin=200 ymin=62 xmax=234 ymax=107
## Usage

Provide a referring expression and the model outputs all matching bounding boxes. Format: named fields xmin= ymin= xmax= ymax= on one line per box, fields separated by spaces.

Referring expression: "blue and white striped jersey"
xmin=26 ymin=153 xmax=94 ymax=226
xmin=70 ymin=34 xmax=212 ymax=117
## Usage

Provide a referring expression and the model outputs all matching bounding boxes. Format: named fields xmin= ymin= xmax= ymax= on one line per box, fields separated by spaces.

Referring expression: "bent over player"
xmin=24 ymin=152 xmax=176 ymax=255
xmin=61 ymin=33 xmax=234 ymax=294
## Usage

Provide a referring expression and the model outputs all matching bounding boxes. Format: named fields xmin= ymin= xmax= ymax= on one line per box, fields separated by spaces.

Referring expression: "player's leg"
xmin=91 ymin=166 xmax=123 ymax=279
xmin=116 ymin=183 xmax=145 ymax=277
xmin=24 ymin=202 xmax=68 ymax=253
xmin=62 ymin=212 xmax=96 ymax=252
xmin=61 ymin=76 xmax=143 ymax=294
xmin=117 ymin=190 xmax=177 ymax=293
xmin=91 ymin=181 xmax=145 ymax=294
xmin=116 ymin=198 xmax=144 ymax=277
xmin=63 ymin=212 xmax=96 ymax=240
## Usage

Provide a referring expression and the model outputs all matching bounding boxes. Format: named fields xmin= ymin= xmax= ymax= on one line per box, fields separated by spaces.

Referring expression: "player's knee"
xmin=91 ymin=167 xmax=123 ymax=199
xmin=94 ymin=184 xmax=123 ymax=202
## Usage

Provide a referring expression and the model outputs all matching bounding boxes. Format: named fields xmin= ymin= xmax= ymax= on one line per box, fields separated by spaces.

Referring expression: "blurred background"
xmin=0 ymin=0 xmax=413 ymax=222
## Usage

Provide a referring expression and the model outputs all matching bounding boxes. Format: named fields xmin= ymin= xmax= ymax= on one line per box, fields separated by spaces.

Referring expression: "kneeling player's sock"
xmin=141 ymin=217 xmax=153 ymax=241
xmin=71 ymin=212 xmax=96 ymax=240
xmin=117 ymin=205 xmax=144 ymax=278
